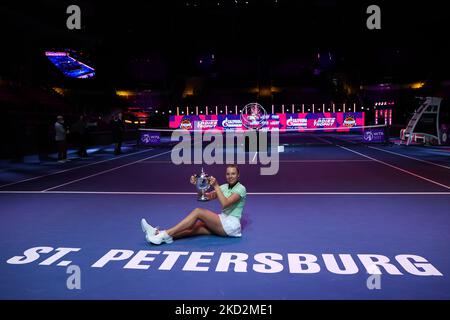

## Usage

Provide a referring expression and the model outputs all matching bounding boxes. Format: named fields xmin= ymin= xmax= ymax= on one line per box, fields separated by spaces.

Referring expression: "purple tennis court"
xmin=1 ymin=137 xmax=449 ymax=299
xmin=1 ymin=0 xmax=450 ymax=303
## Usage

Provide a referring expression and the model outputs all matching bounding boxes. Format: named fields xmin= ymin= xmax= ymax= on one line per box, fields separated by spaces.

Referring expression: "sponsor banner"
xmin=169 ymin=115 xmax=221 ymax=131
xmin=194 ymin=119 xmax=218 ymax=130
xmin=220 ymin=115 xmax=243 ymax=130
xmin=285 ymin=115 xmax=308 ymax=129
xmin=278 ymin=112 xmax=364 ymax=132
xmin=362 ymin=127 xmax=385 ymax=143
xmin=139 ymin=131 xmax=161 ymax=145
xmin=263 ymin=114 xmax=282 ymax=131
xmin=169 ymin=112 xmax=364 ymax=132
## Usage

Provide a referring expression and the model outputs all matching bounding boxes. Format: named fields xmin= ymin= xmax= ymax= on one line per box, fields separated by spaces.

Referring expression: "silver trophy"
xmin=195 ymin=168 xmax=211 ymax=201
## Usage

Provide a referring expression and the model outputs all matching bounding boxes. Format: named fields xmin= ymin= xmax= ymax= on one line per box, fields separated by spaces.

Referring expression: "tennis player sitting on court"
xmin=141 ymin=164 xmax=246 ymax=245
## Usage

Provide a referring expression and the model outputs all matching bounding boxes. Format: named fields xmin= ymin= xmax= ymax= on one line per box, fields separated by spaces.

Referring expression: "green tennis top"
xmin=219 ymin=182 xmax=247 ymax=219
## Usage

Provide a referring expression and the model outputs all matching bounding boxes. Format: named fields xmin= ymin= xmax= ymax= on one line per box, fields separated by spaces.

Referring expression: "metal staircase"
xmin=401 ymin=97 xmax=442 ymax=145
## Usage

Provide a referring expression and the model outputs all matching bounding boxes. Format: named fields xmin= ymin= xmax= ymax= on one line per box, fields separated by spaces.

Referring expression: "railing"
xmin=171 ymin=103 xmax=362 ymax=116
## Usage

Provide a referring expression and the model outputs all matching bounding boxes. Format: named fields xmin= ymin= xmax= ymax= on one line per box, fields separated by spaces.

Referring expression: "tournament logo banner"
xmin=139 ymin=131 xmax=161 ymax=145
xmin=286 ymin=116 xmax=308 ymax=128
xmin=279 ymin=112 xmax=364 ymax=132
xmin=195 ymin=119 xmax=218 ymax=130
xmin=169 ymin=112 xmax=364 ymax=132
xmin=170 ymin=115 xmax=220 ymax=130
xmin=343 ymin=116 xmax=357 ymax=127
xmin=263 ymin=114 xmax=282 ymax=131
xmin=362 ymin=127 xmax=385 ymax=143
xmin=220 ymin=115 xmax=243 ymax=130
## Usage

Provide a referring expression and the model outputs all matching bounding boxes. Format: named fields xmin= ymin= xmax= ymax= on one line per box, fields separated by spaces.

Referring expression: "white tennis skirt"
xmin=219 ymin=213 xmax=242 ymax=237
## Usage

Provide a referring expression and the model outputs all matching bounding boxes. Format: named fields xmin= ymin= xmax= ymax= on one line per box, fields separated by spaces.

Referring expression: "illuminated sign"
xmin=45 ymin=50 xmax=95 ymax=79
xmin=170 ymin=112 xmax=365 ymax=132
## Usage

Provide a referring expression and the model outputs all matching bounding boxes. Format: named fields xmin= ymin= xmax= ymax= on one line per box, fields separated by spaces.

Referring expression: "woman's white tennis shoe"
xmin=141 ymin=218 xmax=157 ymax=236
xmin=146 ymin=230 xmax=173 ymax=245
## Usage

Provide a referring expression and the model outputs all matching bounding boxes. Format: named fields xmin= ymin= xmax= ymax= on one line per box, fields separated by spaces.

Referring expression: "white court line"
xmin=328 ymin=135 xmax=359 ymax=145
xmin=313 ymin=136 xmax=334 ymax=145
xmin=337 ymin=145 xmax=450 ymax=190
xmin=42 ymin=149 xmax=174 ymax=192
xmin=0 ymin=190 xmax=449 ymax=195
xmin=312 ymin=137 xmax=450 ymax=169
xmin=367 ymin=146 xmax=450 ymax=170
xmin=274 ymin=159 xmax=372 ymax=162
xmin=0 ymin=148 xmax=154 ymax=189
xmin=318 ymin=134 xmax=450 ymax=169
xmin=248 ymin=192 xmax=450 ymax=195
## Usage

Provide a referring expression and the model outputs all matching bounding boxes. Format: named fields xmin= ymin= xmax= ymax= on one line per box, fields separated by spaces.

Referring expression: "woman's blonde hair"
xmin=226 ymin=164 xmax=240 ymax=174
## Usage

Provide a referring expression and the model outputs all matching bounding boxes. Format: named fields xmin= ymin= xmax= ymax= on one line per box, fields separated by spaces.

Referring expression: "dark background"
xmin=1 ymin=0 xmax=449 ymax=158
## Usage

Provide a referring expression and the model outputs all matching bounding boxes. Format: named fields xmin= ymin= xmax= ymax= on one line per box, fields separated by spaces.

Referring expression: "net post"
xmin=136 ymin=129 xmax=140 ymax=148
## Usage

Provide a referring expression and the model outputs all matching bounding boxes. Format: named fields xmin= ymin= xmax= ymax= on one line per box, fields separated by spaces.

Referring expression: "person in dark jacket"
xmin=384 ymin=124 xmax=390 ymax=146
xmin=72 ymin=115 xmax=89 ymax=158
xmin=55 ymin=115 xmax=68 ymax=162
xmin=110 ymin=112 xmax=125 ymax=155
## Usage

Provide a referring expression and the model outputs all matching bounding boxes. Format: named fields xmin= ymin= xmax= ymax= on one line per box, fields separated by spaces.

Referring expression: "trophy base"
xmin=197 ymin=196 xmax=209 ymax=202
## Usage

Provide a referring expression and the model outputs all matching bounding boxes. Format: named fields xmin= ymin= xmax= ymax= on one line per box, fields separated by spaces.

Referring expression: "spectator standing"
xmin=110 ymin=112 xmax=125 ymax=155
xmin=72 ymin=115 xmax=89 ymax=158
xmin=55 ymin=115 xmax=68 ymax=163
